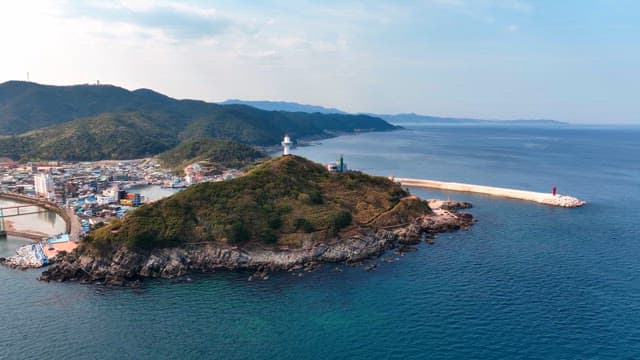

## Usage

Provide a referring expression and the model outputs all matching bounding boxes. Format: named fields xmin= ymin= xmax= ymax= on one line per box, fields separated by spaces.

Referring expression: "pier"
xmin=394 ymin=178 xmax=586 ymax=208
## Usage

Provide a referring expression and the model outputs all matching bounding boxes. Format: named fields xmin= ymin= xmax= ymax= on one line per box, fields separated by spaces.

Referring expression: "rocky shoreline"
xmin=39 ymin=201 xmax=473 ymax=286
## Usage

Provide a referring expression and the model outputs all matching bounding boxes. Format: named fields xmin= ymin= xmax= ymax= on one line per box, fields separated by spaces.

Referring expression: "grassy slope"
xmin=85 ymin=156 xmax=430 ymax=253
xmin=0 ymin=112 xmax=180 ymax=161
xmin=156 ymin=137 xmax=266 ymax=171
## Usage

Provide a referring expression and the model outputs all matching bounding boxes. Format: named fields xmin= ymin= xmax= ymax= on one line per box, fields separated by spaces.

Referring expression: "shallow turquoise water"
xmin=1 ymin=124 xmax=638 ymax=359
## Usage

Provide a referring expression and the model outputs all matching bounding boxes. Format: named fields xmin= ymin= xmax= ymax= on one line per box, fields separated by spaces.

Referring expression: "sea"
xmin=0 ymin=123 xmax=638 ymax=360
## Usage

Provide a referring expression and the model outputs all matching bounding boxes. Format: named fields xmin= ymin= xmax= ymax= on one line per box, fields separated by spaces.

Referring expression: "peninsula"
xmin=40 ymin=155 xmax=473 ymax=285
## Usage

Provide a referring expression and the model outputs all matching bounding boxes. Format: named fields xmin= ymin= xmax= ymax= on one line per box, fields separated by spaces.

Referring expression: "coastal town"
xmin=0 ymin=157 xmax=243 ymax=205
xmin=0 ymin=157 xmax=243 ymax=268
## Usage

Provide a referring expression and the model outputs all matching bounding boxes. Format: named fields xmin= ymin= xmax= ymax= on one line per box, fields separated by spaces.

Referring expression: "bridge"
xmin=0 ymin=204 xmax=49 ymax=218
xmin=0 ymin=205 xmax=49 ymax=238
xmin=0 ymin=192 xmax=81 ymax=241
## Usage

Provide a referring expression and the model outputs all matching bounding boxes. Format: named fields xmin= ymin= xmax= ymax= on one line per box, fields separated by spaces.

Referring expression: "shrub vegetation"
xmin=83 ymin=155 xmax=431 ymax=250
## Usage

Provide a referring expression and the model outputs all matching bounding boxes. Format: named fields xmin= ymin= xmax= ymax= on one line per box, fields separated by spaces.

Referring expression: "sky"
xmin=0 ymin=0 xmax=638 ymax=124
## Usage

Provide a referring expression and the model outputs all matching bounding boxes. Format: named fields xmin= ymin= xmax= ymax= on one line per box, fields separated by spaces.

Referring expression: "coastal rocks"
xmin=540 ymin=195 xmax=587 ymax=208
xmin=395 ymin=224 xmax=422 ymax=245
xmin=3 ymin=243 xmax=48 ymax=269
xmin=395 ymin=245 xmax=418 ymax=255
xmin=319 ymin=232 xmax=393 ymax=263
xmin=303 ymin=262 xmax=321 ymax=272
xmin=249 ymin=268 xmax=270 ymax=281
xmin=427 ymin=200 xmax=472 ymax=211
xmin=40 ymin=254 xmax=84 ymax=282
xmin=39 ymin=206 xmax=474 ymax=286
xmin=364 ymin=262 xmax=378 ymax=272
xmin=418 ymin=208 xmax=474 ymax=233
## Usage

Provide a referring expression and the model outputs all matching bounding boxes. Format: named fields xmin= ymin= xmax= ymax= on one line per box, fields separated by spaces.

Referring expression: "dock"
xmin=394 ymin=178 xmax=586 ymax=208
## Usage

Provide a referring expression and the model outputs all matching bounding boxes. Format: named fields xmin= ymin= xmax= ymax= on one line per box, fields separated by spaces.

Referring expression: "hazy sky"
xmin=0 ymin=1 xmax=638 ymax=123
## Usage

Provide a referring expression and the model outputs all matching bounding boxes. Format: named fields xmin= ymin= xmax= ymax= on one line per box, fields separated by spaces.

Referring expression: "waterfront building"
xmin=105 ymin=186 xmax=120 ymax=202
xmin=33 ymin=172 xmax=55 ymax=199
xmin=97 ymin=196 xmax=113 ymax=205
xmin=123 ymin=192 xmax=141 ymax=207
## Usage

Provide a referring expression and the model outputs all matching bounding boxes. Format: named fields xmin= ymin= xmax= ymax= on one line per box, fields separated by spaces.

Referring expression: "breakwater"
xmin=5 ymin=230 xmax=49 ymax=241
xmin=394 ymin=178 xmax=586 ymax=208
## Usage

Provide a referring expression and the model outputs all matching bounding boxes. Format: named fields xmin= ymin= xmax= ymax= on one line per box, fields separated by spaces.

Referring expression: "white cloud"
xmin=58 ymin=0 xmax=233 ymax=41
xmin=269 ymin=36 xmax=349 ymax=53
xmin=270 ymin=36 xmax=307 ymax=49
xmin=1 ymin=1 xmax=632 ymax=124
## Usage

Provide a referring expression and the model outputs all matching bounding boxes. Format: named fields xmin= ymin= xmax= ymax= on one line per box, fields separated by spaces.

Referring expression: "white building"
xmin=185 ymin=174 xmax=195 ymax=185
xmin=104 ymin=186 xmax=120 ymax=202
xmin=96 ymin=196 xmax=113 ymax=205
xmin=33 ymin=173 xmax=55 ymax=199
xmin=282 ymin=134 xmax=293 ymax=156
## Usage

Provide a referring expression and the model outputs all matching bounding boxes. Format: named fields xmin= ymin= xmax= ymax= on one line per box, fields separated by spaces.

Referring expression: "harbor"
xmin=394 ymin=178 xmax=586 ymax=208
xmin=0 ymin=193 xmax=81 ymax=268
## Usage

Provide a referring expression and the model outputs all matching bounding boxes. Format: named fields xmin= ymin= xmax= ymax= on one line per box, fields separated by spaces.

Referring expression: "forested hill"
xmin=84 ymin=155 xmax=421 ymax=251
xmin=157 ymin=138 xmax=266 ymax=171
xmin=0 ymin=81 xmax=397 ymax=161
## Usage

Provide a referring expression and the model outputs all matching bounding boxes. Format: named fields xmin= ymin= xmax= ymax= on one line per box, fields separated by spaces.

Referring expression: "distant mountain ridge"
xmin=375 ymin=113 xmax=567 ymax=125
xmin=0 ymin=81 xmax=397 ymax=161
xmin=219 ymin=99 xmax=346 ymax=114
xmin=222 ymin=99 xmax=567 ymax=125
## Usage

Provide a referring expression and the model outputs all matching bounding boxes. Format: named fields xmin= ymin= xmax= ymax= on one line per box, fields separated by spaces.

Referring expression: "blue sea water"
xmin=1 ymin=124 xmax=639 ymax=359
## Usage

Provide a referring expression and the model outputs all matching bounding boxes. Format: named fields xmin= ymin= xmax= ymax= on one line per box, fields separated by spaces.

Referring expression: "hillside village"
xmin=0 ymin=157 xmax=242 ymax=228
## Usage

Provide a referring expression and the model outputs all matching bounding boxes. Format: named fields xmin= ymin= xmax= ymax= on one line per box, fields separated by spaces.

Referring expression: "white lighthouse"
xmin=281 ymin=134 xmax=292 ymax=156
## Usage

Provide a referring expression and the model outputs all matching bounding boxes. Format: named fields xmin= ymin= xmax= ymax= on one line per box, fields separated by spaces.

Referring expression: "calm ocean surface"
xmin=1 ymin=124 xmax=639 ymax=359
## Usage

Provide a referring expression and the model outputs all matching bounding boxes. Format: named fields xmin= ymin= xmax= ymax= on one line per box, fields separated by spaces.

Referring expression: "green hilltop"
xmin=0 ymin=81 xmax=397 ymax=161
xmin=156 ymin=137 xmax=266 ymax=171
xmin=84 ymin=155 xmax=431 ymax=253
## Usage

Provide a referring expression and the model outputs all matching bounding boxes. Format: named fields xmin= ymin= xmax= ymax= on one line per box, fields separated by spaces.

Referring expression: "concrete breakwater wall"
xmin=394 ymin=178 xmax=586 ymax=208
xmin=6 ymin=230 xmax=49 ymax=241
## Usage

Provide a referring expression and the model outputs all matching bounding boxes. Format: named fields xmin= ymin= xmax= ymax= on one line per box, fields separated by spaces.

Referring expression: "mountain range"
xmin=0 ymin=81 xmax=396 ymax=161
xmin=220 ymin=99 xmax=346 ymax=114
xmin=219 ymin=100 xmax=567 ymax=125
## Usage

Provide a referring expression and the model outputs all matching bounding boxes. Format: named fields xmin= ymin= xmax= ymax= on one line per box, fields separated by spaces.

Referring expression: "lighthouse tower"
xmin=281 ymin=134 xmax=292 ymax=156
